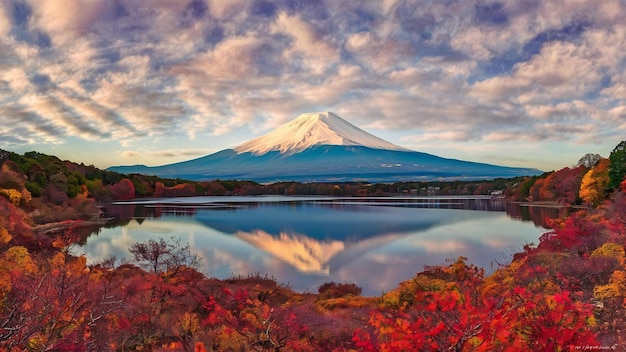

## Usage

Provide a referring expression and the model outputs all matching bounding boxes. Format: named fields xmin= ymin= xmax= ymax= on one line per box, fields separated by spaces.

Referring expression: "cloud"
xmin=271 ymin=11 xmax=338 ymax=74
xmin=119 ymin=148 xmax=212 ymax=160
xmin=0 ymin=0 xmax=625 ymax=169
xmin=120 ymin=151 xmax=139 ymax=158
xmin=0 ymin=3 xmax=10 ymax=35
xmin=207 ymin=0 xmax=246 ymax=20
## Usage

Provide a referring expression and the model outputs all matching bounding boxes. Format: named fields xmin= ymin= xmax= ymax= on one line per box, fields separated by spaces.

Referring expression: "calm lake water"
xmin=77 ymin=196 xmax=559 ymax=296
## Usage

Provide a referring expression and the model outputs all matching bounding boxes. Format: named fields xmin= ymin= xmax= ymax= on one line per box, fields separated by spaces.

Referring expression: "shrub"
xmin=317 ymin=282 xmax=362 ymax=300
xmin=0 ymin=188 xmax=21 ymax=206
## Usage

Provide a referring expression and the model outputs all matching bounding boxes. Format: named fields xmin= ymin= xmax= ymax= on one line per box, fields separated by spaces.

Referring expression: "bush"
xmin=317 ymin=282 xmax=362 ymax=299
xmin=25 ymin=182 xmax=42 ymax=197
xmin=0 ymin=188 xmax=21 ymax=206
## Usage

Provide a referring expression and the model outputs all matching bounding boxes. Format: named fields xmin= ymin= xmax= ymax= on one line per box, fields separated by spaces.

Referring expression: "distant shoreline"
xmin=512 ymin=201 xmax=588 ymax=209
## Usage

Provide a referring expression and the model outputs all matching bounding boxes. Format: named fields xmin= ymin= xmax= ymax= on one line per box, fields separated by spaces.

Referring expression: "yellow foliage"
xmin=0 ymin=246 xmax=35 ymax=294
xmin=179 ymin=312 xmax=199 ymax=336
xmin=318 ymin=296 xmax=377 ymax=310
xmin=587 ymin=315 xmax=597 ymax=328
xmin=482 ymin=257 xmax=527 ymax=296
xmin=594 ymin=270 xmax=626 ymax=300
xmin=215 ymin=329 xmax=247 ymax=350
xmin=163 ymin=342 xmax=184 ymax=350
xmin=50 ymin=252 xmax=88 ymax=278
xmin=381 ymin=274 xmax=448 ymax=308
xmin=526 ymin=276 xmax=561 ymax=295
xmin=579 ymin=158 xmax=610 ymax=206
xmin=27 ymin=337 xmax=44 ymax=351
xmin=579 ymin=170 xmax=594 ymax=203
xmin=0 ymin=188 xmax=21 ymax=206
xmin=0 ymin=227 xmax=11 ymax=247
xmin=1 ymin=245 xmax=36 ymax=274
xmin=591 ymin=242 xmax=626 ymax=264
xmin=544 ymin=295 xmax=557 ymax=310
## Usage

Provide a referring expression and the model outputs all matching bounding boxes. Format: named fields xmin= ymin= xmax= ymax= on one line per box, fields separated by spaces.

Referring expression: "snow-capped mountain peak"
xmin=109 ymin=110 xmax=542 ymax=181
xmin=234 ymin=112 xmax=409 ymax=155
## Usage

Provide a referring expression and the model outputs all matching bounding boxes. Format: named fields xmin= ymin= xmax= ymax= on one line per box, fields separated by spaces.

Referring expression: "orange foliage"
xmin=154 ymin=182 xmax=197 ymax=197
xmin=529 ymin=166 xmax=587 ymax=204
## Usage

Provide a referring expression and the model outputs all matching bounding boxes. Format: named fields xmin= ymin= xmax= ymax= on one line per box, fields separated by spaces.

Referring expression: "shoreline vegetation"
xmin=2 ymin=146 xmax=626 ymax=349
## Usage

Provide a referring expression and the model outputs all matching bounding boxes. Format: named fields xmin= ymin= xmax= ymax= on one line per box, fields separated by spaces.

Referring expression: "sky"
xmin=1 ymin=0 xmax=625 ymax=172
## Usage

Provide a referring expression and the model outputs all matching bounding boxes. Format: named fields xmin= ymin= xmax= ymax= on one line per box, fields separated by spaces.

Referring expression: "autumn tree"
xmin=203 ymin=181 xmax=227 ymax=195
xmin=539 ymin=211 xmax=605 ymax=254
xmin=0 ymin=228 xmax=123 ymax=351
xmin=579 ymin=158 xmax=610 ymax=206
xmin=108 ymin=178 xmax=136 ymax=200
xmin=528 ymin=167 xmax=586 ymax=204
xmin=86 ymin=179 xmax=111 ymax=201
xmin=129 ymin=236 xmax=200 ymax=276
xmin=153 ymin=181 xmax=166 ymax=198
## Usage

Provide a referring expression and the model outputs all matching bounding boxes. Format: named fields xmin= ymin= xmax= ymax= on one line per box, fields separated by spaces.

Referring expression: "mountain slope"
xmin=109 ymin=112 xmax=542 ymax=182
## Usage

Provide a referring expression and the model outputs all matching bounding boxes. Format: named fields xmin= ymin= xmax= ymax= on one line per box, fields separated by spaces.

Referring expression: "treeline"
xmin=506 ymin=146 xmax=623 ymax=206
xmin=0 ymin=149 xmax=531 ymax=204
xmin=0 ymin=149 xmax=265 ymax=201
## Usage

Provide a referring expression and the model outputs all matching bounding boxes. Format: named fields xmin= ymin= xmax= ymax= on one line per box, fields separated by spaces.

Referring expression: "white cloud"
xmin=1 ymin=67 xmax=29 ymax=91
xmin=208 ymin=0 xmax=246 ymax=20
xmin=120 ymin=150 xmax=139 ymax=158
xmin=271 ymin=12 xmax=338 ymax=75
xmin=0 ymin=3 xmax=10 ymax=35
xmin=28 ymin=0 xmax=106 ymax=45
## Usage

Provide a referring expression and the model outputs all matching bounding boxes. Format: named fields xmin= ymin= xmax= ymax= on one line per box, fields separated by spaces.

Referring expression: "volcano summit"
xmin=108 ymin=112 xmax=541 ymax=182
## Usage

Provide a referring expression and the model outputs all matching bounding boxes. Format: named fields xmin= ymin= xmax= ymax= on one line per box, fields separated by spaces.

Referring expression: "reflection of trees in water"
xmin=102 ymin=203 xmax=137 ymax=219
xmin=462 ymin=198 xmax=507 ymax=211
xmin=101 ymin=198 xmax=514 ymax=222
xmin=102 ymin=203 xmax=200 ymax=220
xmin=317 ymin=198 xmax=509 ymax=211
xmin=505 ymin=203 xmax=569 ymax=228
xmin=99 ymin=198 xmax=560 ymax=234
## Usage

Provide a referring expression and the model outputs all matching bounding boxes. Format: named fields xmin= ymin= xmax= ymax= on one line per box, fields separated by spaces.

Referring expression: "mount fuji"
xmin=108 ymin=112 xmax=541 ymax=182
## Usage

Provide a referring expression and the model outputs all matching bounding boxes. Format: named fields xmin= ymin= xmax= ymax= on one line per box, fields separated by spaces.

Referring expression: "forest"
xmin=1 ymin=142 xmax=626 ymax=351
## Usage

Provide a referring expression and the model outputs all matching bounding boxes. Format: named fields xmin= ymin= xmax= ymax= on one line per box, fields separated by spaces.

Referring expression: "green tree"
xmin=608 ymin=141 xmax=626 ymax=190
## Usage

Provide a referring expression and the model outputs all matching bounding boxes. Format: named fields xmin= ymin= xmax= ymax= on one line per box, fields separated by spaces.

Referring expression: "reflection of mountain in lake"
xmin=191 ymin=203 xmax=488 ymax=275
xmin=236 ymin=230 xmax=344 ymax=275
xmin=192 ymin=203 xmax=457 ymax=241
xmin=234 ymin=228 xmax=410 ymax=275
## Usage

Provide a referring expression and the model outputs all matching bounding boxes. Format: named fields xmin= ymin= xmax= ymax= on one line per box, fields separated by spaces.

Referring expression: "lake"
xmin=77 ymin=196 xmax=559 ymax=296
